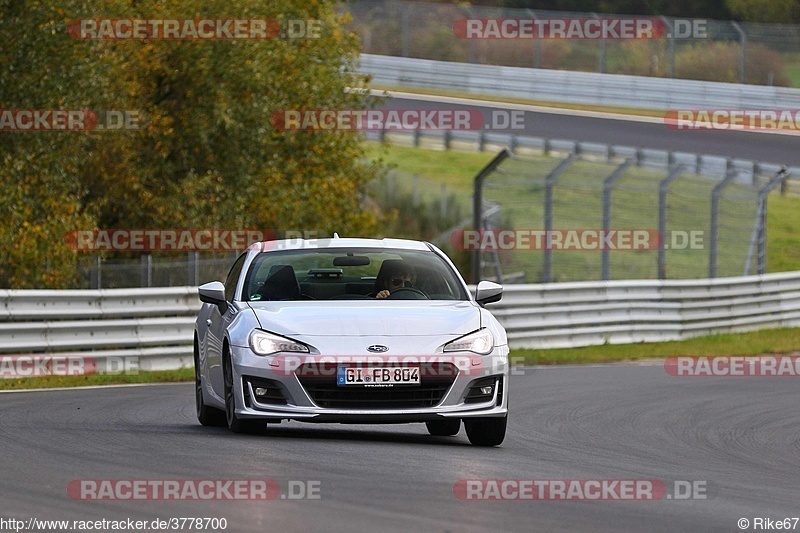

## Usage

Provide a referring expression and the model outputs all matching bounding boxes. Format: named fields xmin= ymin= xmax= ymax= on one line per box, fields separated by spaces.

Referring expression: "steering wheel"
xmin=387 ymin=287 xmax=429 ymax=300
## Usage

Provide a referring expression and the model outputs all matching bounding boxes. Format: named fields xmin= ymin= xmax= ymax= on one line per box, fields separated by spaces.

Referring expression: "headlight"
xmin=249 ymin=329 xmax=309 ymax=356
xmin=443 ymin=328 xmax=494 ymax=355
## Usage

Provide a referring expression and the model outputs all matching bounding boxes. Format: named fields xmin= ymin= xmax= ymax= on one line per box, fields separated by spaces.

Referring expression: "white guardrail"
xmin=2 ymin=272 xmax=800 ymax=371
xmin=361 ymin=54 xmax=800 ymax=110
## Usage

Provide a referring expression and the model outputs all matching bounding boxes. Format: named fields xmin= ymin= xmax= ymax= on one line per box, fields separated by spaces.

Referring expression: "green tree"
xmin=0 ymin=0 xmax=383 ymax=288
xmin=726 ymin=0 xmax=800 ymax=22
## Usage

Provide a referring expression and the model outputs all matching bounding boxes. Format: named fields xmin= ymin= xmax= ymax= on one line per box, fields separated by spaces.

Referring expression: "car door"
xmin=207 ymin=253 xmax=247 ymax=400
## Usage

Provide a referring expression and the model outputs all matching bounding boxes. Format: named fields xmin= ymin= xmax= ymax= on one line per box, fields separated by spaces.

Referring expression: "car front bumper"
xmin=228 ymin=346 xmax=510 ymax=422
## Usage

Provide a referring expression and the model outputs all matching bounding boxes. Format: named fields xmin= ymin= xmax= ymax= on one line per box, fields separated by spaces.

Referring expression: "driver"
xmin=375 ymin=262 xmax=417 ymax=299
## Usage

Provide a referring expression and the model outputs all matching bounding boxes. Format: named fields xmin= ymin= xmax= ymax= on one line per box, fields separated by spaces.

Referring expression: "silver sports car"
xmin=194 ymin=237 xmax=509 ymax=446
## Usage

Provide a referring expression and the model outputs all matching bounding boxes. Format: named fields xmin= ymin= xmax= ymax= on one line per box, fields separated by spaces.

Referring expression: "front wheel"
xmin=464 ymin=416 xmax=507 ymax=447
xmin=223 ymin=350 xmax=262 ymax=434
xmin=195 ymin=340 xmax=226 ymax=427
xmin=426 ymin=419 xmax=461 ymax=436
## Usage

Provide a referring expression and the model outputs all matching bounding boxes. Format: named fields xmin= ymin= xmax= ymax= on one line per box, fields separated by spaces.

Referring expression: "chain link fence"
xmin=73 ymin=253 xmax=236 ymax=289
xmin=342 ymin=0 xmax=800 ymax=86
xmin=472 ymin=150 xmax=783 ymax=283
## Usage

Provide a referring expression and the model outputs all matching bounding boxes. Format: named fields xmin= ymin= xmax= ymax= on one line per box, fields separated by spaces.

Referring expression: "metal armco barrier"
xmin=360 ymin=54 xmax=800 ymax=111
xmin=3 ymin=273 xmax=800 ymax=371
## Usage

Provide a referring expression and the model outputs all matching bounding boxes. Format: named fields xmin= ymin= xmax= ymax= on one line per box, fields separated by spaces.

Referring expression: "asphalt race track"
xmin=2 ymin=364 xmax=798 ymax=532
xmin=381 ymin=96 xmax=800 ymax=167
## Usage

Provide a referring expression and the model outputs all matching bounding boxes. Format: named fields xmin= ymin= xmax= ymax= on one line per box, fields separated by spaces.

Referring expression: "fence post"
xmin=462 ymin=5 xmax=478 ymax=63
xmin=141 ymin=254 xmax=152 ymax=288
xmin=91 ymin=256 xmax=102 ymax=289
xmin=401 ymin=2 xmax=410 ymax=58
xmin=471 ymin=149 xmax=511 ymax=283
xmin=601 ymin=159 xmax=634 ymax=280
xmin=731 ymin=21 xmax=747 ymax=84
xmin=658 ymin=164 xmax=685 ymax=279
xmin=593 ymin=13 xmax=606 ymax=73
xmin=661 ymin=16 xmax=675 ymax=78
xmin=543 ymin=154 xmax=580 ymax=283
xmin=709 ymin=170 xmax=739 ymax=278
xmin=527 ymin=10 xmax=542 ymax=68
xmin=188 ymin=251 xmax=199 ymax=286
xmin=745 ymin=168 xmax=789 ymax=275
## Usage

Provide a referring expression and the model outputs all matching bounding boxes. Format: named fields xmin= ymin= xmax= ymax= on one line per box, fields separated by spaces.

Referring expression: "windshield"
xmin=242 ymin=248 xmax=468 ymax=301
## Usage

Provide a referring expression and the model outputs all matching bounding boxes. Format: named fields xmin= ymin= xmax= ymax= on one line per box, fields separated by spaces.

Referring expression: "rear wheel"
xmin=223 ymin=349 xmax=262 ymax=434
xmin=195 ymin=341 xmax=226 ymax=427
xmin=464 ymin=416 xmax=507 ymax=447
xmin=426 ymin=419 xmax=461 ymax=436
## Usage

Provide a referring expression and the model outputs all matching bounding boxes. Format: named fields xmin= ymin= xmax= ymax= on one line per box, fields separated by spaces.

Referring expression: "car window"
xmin=224 ymin=253 xmax=247 ymax=302
xmin=242 ymin=248 xmax=467 ymax=301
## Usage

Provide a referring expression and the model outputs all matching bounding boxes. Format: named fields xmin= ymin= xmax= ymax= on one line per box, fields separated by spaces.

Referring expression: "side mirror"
xmin=199 ymin=281 xmax=228 ymax=313
xmin=475 ymin=280 xmax=503 ymax=306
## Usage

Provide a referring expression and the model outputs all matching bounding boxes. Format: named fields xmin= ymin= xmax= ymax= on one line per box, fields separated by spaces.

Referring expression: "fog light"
xmin=480 ymin=386 xmax=494 ymax=395
xmin=255 ymin=387 xmax=269 ymax=396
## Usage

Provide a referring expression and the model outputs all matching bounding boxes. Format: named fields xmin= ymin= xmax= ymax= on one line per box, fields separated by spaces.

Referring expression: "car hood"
xmin=248 ymin=301 xmax=480 ymax=337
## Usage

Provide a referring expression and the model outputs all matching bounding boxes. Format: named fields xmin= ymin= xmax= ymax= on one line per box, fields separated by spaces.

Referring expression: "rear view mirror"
xmin=333 ymin=255 xmax=370 ymax=267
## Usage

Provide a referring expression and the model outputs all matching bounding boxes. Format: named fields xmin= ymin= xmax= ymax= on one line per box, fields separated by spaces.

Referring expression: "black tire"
xmin=223 ymin=349 xmax=262 ymax=434
xmin=464 ymin=416 xmax=507 ymax=447
xmin=195 ymin=340 xmax=226 ymax=427
xmin=426 ymin=419 xmax=461 ymax=436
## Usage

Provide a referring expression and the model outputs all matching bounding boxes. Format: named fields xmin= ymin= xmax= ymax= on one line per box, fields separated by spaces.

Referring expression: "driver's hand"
xmin=375 ymin=290 xmax=390 ymax=299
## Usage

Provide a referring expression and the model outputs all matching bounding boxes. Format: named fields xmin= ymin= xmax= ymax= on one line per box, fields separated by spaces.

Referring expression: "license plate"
xmin=337 ymin=366 xmax=420 ymax=387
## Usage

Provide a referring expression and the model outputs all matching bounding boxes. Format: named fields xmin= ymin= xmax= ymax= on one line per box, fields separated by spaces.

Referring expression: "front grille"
xmin=297 ymin=363 xmax=456 ymax=409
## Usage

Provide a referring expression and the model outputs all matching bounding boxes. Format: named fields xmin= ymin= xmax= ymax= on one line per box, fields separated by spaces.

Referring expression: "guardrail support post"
xmin=658 ymin=164 xmax=685 ymax=279
xmin=543 ymin=154 xmax=580 ymax=283
xmin=602 ymin=159 xmax=634 ymax=280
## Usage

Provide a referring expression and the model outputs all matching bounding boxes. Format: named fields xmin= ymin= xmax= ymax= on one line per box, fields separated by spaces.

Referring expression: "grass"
xmin=780 ymin=52 xmax=800 ymax=88
xmin=0 ymin=368 xmax=194 ymax=391
xmin=786 ymin=65 xmax=800 ymax=88
xmin=512 ymin=327 xmax=800 ymax=365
